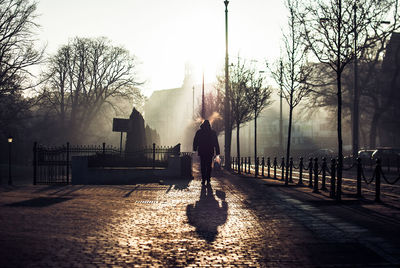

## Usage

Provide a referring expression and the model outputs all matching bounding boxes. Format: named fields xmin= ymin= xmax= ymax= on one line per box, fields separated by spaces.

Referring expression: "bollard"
xmin=273 ymin=157 xmax=277 ymax=179
xmin=261 ymin=157 xmax=265 ymax=177
xmin=321 ymin=157 xmax=328 ymax=191
xmin=308 ymin=158 xmax=313 ymax=188
xmin=248 ymin=157 xmax=251 ymax=174
xmin=375 ymin=159 xmax=381 ymax=202
xmin=281 ymin=157 xmax=285 ymax=181
xmin=298 ymin=157 xmax=304 ymax=185
xmin=244 ymin=157 xmax=247 ymax=174
xmin=356 ymin=158 xmax=362 ymax=198
xmin=313 ymin=158 xmax=319 ymax=193
xmin=255 ymin=157 xmax=259 ymax=177
xmin=330 ymin=159 xmax=336 ymax=198
xmin=267 ymin=157 xmax=271 ymax=178
xmin=289 ymin=157 xmax=294 ymax=183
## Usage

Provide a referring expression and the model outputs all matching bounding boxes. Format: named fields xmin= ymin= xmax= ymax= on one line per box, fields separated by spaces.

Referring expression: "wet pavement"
xmin=0 ymin=165 xmax=399 ymax=267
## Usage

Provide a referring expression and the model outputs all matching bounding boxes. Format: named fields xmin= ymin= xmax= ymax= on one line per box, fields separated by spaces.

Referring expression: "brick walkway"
xmin=0 ymin=165 xmax=399 ymax=267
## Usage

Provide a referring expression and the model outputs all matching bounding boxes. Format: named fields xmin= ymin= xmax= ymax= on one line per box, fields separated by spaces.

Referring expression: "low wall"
xmin=71 ymin=155 xmax=192 ymax=185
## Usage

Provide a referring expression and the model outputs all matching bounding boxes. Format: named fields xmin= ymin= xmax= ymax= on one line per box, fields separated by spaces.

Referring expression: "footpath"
xmin=0 ymin=164 xmax=399 ymax=267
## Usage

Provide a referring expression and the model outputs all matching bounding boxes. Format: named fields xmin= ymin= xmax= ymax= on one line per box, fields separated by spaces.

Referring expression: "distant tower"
xmin=182 ymin=61 xmax=195 ymax=89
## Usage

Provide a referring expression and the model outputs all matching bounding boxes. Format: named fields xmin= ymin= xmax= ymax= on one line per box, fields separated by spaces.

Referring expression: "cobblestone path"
xmin=0 ymin=166 xmax=399 ymax=267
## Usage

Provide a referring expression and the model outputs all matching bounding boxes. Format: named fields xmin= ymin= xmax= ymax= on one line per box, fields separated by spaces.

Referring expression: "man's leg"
xmin=205 ymin=156 xmax=213 ymax=183
xmin=200 ymin=156 xmax=206 ymax=184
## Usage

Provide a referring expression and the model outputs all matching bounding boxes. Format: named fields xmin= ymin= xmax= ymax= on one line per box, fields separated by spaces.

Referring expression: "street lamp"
xmin=8 ymin=136 xmax=13 ymax=185
xmin=224 ymin=0 xmax=231 ymax=170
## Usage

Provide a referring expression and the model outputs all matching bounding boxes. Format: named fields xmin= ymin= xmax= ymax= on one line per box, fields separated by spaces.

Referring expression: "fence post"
xmin=321 ymin=157 xmax=327 ymax=191
xmin=356 ymin=158 xmax=362 ymax=198
xmin=375 ymin=159 xmax=381 ymax=202
xmin=273 ymin=157 xmax=277 ymax=179
xmin=267 ymin=157 xmax=270 ymax=178
xmin=102 ymin=142 xmax=106 ymax=155
xmin=152 ymin=143 xmax=156 ymax=170
xmin=241 ymin=157 xmax=243 ymax=174
xmin=33 ymin=142 xmax=37 ymax=185
xmin=298 ymin=157 xmax=303 ymax=185
xmin=244 ymin=157 xmax=247 ymax=174
xmin=308 ymin=158 xmax=313 ymax=188
xmin=330 ymin=159 xmax=336 ymax=198
xmin=66 ymin=142 xmax=70 ymax=184
xmin=281 ymin=157 xmax=285 ymax=181
xmin=313 ymin=158 xmax=319 ymax=193
xmin=261 ymin=157 xmax=265 ymax=177
xmin=289 ymin=157 xmax=293 ymax=183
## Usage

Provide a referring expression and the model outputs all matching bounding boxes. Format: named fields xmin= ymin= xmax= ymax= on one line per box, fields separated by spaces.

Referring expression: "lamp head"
xmin=7 ymin=136 xmax=13 ymax=143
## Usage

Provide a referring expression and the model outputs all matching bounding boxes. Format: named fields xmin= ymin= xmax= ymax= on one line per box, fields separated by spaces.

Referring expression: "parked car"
xmin=308 ymin=149 xmax=335 ymax=160
xmin=371 ymin=147 xmax=400 ymax=167
xmin=358 ymin=149 xmax=375 ymax=165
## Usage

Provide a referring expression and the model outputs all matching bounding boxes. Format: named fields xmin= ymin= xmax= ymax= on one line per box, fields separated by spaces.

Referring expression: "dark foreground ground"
xmin=0 ymin=165 xmax=399 ymax=267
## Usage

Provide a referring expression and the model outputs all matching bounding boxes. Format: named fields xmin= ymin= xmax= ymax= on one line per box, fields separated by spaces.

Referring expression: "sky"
xmin=36 ymin=0 xmax=288 ymax=96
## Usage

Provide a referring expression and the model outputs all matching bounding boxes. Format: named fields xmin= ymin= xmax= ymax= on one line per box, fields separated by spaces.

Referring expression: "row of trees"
xmin=203 ymin=0 xmax=400 ymax=199
xmin=0 ymin=0 xmax=145 ymax=164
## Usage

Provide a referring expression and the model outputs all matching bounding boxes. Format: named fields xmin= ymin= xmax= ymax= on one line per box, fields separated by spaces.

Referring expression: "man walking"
xmin=193 ymin=120 xmax=220 ymax=185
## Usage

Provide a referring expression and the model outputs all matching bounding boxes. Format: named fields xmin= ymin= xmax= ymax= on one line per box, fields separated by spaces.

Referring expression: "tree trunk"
xmin=237 ymin=123 xmax=241 ymax=174
xmin=369 ymin=112 xmax=381 ymax=149
xmin=337 ymin=69 xmax=343 ymax=201
xmin=225 ymin=122 xmax=232 ymax=170
xmin=254 ymin=114 xmax=257 ymax=177
xmin=285 ymin=106 xmax=293 ymax=185
xmin=336 ymin=0 xmax=343 ymax=202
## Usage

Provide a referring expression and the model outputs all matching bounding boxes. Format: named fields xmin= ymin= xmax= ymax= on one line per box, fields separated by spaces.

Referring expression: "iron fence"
xmin=230 ymin=155 xmax=400 ymax=203
xmin=33 ymin=142 xmax=180 ymax=184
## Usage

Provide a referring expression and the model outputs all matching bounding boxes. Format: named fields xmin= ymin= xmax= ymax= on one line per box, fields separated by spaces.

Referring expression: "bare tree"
xmin=0 ymin=0 xmax=43 ymax=94
xmin=246 ymin=67 xmax=272 ymax=177
xmin=229 ymin=57 xmax=255 ymax=173
xmin=214 ymin=57 xmax=255 ymax=173
xmin=272 ymin=0 xmax=312 ymax=184
xmin=0 ymin=0 xmax=43 ymax=140
xmin=298 ymin=0 xmax=397 ymax=200
xmin=38 ymin=37 xmax=143 ymax=142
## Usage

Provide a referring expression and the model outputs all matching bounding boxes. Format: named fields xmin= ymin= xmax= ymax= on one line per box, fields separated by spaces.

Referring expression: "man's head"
xmin=200 ymin=119 xmax=211 ymax=130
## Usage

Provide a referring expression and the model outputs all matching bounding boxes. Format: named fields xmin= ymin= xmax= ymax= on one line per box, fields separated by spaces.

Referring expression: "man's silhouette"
xmin=193 ymin=120 xmax=220 ymax=185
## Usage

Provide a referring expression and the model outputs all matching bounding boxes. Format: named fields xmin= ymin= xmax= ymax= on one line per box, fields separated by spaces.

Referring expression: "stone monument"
xmin=125 ymin=108 xmax=146 ymax=152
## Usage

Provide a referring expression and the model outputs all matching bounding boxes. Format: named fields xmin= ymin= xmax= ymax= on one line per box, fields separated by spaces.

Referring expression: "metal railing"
xmin=230 ymin=155 xmax=400 ymax=202
xmin=33 ymin=142 xmax=180 ymax=184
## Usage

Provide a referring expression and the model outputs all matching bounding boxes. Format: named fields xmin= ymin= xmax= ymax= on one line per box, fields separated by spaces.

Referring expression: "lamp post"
xmin=279 ymin=61 xmax=283 ymax=154
xmin=201 ymin=71 xmax=205 ymax=119
xmin=192 ymin=86 xmax=195 ymax=119
xmin=224 ymin=0 xmax=231 ymax=169
xmin=8 ymin=136 xmax=13 ymax=185
xmin=352 ymin=3 xmax=359 ymax=160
